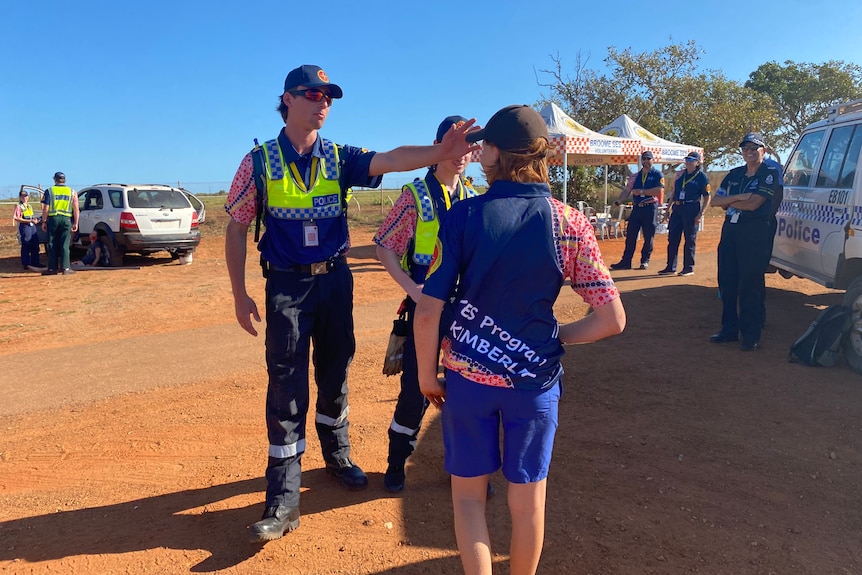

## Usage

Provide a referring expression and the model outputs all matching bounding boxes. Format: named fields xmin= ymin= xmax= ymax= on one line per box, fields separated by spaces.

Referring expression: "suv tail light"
xmin=120 ymin=211 xmax=139 ymax=231
xmin=191 ymin=211 xmax=199 ymax=228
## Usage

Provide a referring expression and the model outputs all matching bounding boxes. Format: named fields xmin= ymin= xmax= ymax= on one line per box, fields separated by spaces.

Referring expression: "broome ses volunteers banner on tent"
xmin=600 ymin=114 xmax=703 ymax=164
xmin=540 ymin=103 xmax=641 ymax=166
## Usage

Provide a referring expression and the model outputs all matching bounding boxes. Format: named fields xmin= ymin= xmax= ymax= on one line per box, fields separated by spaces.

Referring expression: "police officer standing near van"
xmin=224 ymin=64 xmax=478 ymax=543
xmin=41 ymin=172 xmax=79 ymax=276
xmin=611 ymin=151 xmax=665 ymax=270
xmin=710 ymin=132 xmax=781 ymax=351
xmin=658 ymin=151 xmax=711 ymax=276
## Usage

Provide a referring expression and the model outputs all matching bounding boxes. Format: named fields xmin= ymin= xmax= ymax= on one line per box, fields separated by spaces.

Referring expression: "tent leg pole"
xmin=563 ymin=153 xmax=568 ymax=206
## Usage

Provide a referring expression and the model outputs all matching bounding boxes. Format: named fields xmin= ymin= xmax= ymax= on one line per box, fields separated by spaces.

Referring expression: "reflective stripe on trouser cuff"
xmin=389 ymin=418 xmax=418 ymax=437
xmin=315 ymin=405 xmax=350 ymax=428
xmin=269 ymin=437 xmax=306 ymax=459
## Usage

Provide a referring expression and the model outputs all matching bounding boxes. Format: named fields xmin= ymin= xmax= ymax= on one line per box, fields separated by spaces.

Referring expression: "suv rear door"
xmin=77 ymin=188 xmax=109 ymax=237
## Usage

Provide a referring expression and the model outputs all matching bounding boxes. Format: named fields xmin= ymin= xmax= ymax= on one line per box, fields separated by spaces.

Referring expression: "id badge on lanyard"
xmin=303 ymin=220 xmax=319 ymax=247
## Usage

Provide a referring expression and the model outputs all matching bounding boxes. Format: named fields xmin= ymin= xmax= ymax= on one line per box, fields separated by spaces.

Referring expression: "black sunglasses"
xmin=287 ymin=89 xmax=333 ymax=104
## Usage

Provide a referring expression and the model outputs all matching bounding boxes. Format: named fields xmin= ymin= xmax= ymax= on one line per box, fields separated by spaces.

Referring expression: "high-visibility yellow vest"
xmin=48 ymin=186 xmax=73 ymax=217
xmin=404 ymin=177 xmax=477 ymax=267
xmin=262 ymin=137 xmax=342 ymax=219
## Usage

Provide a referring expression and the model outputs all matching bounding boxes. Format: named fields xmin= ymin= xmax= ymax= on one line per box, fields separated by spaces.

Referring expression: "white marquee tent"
xmin=599 ymin=114 xmax=703 ymax=164
xmin=539 ymin=103 xmax=641 ymax=205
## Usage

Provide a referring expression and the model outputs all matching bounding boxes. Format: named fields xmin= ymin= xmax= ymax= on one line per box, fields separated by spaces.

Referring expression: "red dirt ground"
xmin=1 ymin=207 xmax=860 ymax=575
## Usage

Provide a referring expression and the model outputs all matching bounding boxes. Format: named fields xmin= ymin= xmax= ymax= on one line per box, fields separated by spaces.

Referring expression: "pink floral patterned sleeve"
xmin=223 ymin=153 xmax=256 ymax=227
xmin=371 ymin=188 xmax=418 ymax=256
xmin=554 ymin=201 xmax=619 ymax=308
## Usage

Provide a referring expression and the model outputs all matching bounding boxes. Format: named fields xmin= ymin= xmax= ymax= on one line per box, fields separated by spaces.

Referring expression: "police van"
xmin=770 ymin=98 xmax=862 ymax=372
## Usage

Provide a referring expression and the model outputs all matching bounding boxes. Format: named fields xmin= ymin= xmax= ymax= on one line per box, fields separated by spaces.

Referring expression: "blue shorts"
xmin=441 ymin=372 xmax=561 ymax=483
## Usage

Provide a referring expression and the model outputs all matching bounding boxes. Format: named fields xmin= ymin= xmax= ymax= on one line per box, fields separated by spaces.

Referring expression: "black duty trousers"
xmin=263 ymin=262 xmax=355 ymax=508
xmin=621 ymin=203 xmax=657 ymax=265
xmin=666 ymin=202 xmax=700 ymax=271
xmin=717 ymin=217 xmax=772 ymax=345
xmin=387 ymin=297 xmax=452 ymax=465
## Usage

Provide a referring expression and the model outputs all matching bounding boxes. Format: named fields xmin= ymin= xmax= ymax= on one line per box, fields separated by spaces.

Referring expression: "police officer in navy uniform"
xmin=658 ymin=151 xmax=711 ymax=276
xmin=373 ymin=116 xmax=479 ymax=493
xmin=610 ymin=150 xmax=665 ymax=270
xmin=709 ymin=132 xmax=781 ymax=351
xmin=224 ymin=65 xmax=477 ymax=543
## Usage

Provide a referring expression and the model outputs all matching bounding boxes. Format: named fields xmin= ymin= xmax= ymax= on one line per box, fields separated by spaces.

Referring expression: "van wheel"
xmin=842 ymin=276 xmax=862 ymax=375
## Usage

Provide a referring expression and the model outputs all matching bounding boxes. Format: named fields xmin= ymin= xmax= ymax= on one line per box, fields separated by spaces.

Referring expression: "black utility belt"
xmin=263 ymin=255 xmax=345 ymax=277
xmin=634 ymin=200 xmax=657 ymax=207
xmin=672 ymin=200 xmax=700 ymax=205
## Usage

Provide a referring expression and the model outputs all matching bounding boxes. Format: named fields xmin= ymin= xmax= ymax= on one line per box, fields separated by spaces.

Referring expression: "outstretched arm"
xmin=369 ymin=119 xmax=479 ymax=176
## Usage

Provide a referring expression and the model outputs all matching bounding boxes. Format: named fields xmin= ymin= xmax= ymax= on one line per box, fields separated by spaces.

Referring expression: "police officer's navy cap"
xmin=436 ymin=115 xmax=468 ymax=143
xmin=465 ymin=105 xmax=548 ymax=152
xmin=284 ymin=65 xmax=343 ymax=99
xmin=684 ymin=151 xmax=701 ymax=161
xmin=53 ymin=171 xmax=65 ymax=180
xmin=641 ymin=150 xmax=654 ymax=159
xmin=740 ymin=132 xmax=766 ymax=148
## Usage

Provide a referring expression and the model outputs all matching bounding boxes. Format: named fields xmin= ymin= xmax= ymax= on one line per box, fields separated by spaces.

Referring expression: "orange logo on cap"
xmin=318 ymin=70 xmax=329 ymax=83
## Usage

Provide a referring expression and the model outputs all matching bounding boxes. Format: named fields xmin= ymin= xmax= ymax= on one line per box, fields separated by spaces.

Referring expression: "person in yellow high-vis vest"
xmin=224 ymin=65 xmax=479 ymax=543
xmin=41 ymin=172 xmax=80 ymax=275
xmin=373 ymin=115 xmax=480 ymax=493
xmin=13 ymin=189 xmax=42 ymax=269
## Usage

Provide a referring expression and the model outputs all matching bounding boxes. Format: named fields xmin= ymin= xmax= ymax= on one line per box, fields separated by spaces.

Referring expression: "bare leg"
xmin=452 ymin=474 xmax=492 ymax=575
xmin=508 ymin=479 xmax=547 ymax=575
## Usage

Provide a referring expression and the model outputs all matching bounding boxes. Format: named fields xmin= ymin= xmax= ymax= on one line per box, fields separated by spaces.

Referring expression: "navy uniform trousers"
xmin=19 ymin=222 xmax=41 ymax=267
xmin=621 ymin=203 xmax=657 ymax=266
xmin=264 ymin=262 xmax=355 ymax=508
xmin=717 ymin=217 xmax=772 ymax=345
xmin=388 ymin=297 xmax=452 ymax=465
xmin=46 ymin=215 xmax=72 ymax=271
xmin=666 ymin=202 xmax=701 ymax=271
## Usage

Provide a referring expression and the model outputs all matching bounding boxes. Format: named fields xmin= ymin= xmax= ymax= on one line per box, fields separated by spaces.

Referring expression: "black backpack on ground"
xmin=788 ymin=304 xmax=852 ymax=367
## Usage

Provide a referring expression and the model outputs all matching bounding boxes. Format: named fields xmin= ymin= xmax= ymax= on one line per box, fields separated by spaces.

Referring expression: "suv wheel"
xmin=842 ymin=276 xmax=862 ymax=375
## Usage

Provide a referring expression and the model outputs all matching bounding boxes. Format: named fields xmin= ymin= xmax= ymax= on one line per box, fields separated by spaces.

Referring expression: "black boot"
xmin=383 ymin=463 xmax=406 ymax=493
xmin=325 ymin=458 xmax=369 ymax=490
xmin=249 ymin=505 xmax=300 ymax=543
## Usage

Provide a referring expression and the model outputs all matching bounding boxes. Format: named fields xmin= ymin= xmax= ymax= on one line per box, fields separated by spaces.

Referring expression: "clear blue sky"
xmin=2 ymin=0 xmax=861 ymax=198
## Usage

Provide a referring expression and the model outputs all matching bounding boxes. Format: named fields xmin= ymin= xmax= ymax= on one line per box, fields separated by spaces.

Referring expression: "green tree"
xmin=745 ymin=60 xmax=862 ymax=152
xmin=538 ymin=41 xmax=780 ymax=172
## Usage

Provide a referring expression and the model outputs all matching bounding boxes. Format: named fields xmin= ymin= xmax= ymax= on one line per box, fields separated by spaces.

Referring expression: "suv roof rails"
xmin=827 ymin=99 xmax=862 ymax=121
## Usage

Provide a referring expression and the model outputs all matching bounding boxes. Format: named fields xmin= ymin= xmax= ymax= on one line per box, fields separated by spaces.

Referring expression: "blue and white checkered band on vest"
xmin=409 ymin=179 xmax=438 ymax=266
xmin=263 ymin=137 xmax=342 ymax=220
xmin=413 ymin=179 xmax=435 ymax=223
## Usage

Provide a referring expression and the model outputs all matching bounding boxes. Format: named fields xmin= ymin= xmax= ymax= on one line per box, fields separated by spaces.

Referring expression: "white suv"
xmin=770 ymin=99 xmax=862 ymax=372
xmin=73 ymin=183 xmax=201 ymax=264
